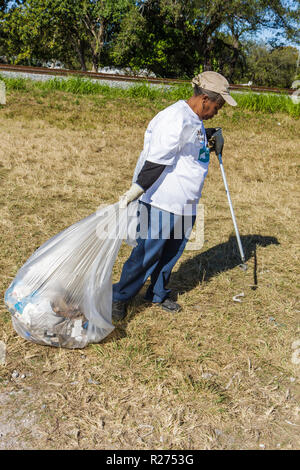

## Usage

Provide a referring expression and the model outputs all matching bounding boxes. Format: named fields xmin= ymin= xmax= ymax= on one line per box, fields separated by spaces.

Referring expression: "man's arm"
xmin=119 ymin=160 xmax=166 ymax=208
xmin=120 ymin=109 xmax=183 ymax=207
xmin=136 ymin=160 xmax=166 ymax=191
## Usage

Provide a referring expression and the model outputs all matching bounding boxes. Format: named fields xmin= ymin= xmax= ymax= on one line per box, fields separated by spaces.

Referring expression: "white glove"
xmin=119 ymin=183 xmax=144 ymax=209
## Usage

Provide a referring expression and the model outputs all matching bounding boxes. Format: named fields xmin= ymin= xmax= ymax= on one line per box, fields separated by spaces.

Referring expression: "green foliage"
xmin=1 ymin=0 xmax=299 ymax=86
xmin=36 ymin=76 xmax=107 ymax=94
xmin=3 ymin=0 xmax=134 ymax=70
xmin=0 ymin=0 xmax=9 ymax=56
xmin=111 ymin=0 xmax=299 ymax=79
xmin=2 ymin=74 xmax=299 ymax=117
xmin=0 ymin=75 xmax=29 ymax=91
xmin=232 ymin=91 xmax=300 ymax=118
xmin=243 ymin=44 xmax=299 ymax=88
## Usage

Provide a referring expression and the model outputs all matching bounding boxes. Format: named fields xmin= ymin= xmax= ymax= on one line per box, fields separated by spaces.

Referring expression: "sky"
xmin=250 ymin=29 xmax=299 ymax=49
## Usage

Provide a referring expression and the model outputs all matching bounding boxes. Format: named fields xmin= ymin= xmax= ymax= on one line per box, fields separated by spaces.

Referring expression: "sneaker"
xmin=160 ymin=298 xmax=182 ymax=313
xmin=112 ymin=301 xmax=128 ymax=321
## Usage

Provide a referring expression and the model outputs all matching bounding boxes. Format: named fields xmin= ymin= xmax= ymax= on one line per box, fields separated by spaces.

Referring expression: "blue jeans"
xmin=113 ymin=202 xmax=196 ymax=303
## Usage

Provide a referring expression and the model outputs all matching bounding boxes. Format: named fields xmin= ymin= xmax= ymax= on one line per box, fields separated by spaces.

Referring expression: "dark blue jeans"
xmin=113 ymin=202 xmax=196 ymax=303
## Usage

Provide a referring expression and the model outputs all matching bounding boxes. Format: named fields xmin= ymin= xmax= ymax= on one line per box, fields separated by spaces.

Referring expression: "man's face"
xmin=200 ymin=96 xmax=224 ymax=120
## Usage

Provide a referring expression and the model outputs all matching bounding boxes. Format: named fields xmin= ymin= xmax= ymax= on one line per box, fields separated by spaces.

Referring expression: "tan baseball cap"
xmin=192 ymin=71 xmax=237 ymax=106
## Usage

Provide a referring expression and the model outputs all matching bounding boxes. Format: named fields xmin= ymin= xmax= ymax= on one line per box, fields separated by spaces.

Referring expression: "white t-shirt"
xmin=135 ymin=100 xmax=210 ymax=215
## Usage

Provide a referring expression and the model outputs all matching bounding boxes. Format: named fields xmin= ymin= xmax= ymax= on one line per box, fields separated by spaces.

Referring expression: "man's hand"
xmin=119 ymin=183 xmax=144 ymax=209
xmin=205 ymin=127 xmax=217 ymax=141
xmin=207 ymin=127 xmax=224 ymax=155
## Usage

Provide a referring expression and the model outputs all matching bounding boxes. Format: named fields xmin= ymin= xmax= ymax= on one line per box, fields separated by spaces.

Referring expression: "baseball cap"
xmin=192 ymin=71 xmax=237 ymax=106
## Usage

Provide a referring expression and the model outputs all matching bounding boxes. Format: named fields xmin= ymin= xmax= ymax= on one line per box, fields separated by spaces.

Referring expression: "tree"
xmin=2 ymin=0 xmax=298 ymax=84
xmin=220 ymin=0 xmax=300 ymax=80
xmin=112 ymin=0 xmax=202 ymax=77
xmin=0 ymin=0 xmax=9 ymax=58
xmin=4 ymin=1 xmax=67 ymax=66
xmin=112 ymin=0 xmax=300 ymax=79
xmin=4 ymin=0 xmax=133 ymax=70
xmin=80 ymin=0 xmax=134 ymax=71
xmin=243 ymin=43 xmax=299 ymax=87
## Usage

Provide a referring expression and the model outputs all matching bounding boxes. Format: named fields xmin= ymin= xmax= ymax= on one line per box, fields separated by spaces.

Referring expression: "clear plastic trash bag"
xmin=4 ymin=201 xmax=139 ymax=349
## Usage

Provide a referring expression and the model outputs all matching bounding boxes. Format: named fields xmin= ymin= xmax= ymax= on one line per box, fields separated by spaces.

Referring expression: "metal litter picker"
xmin=217 ymin=151 xmax=247 ymax=271
xmin=209 ymin=127 xmax=247 ymax=271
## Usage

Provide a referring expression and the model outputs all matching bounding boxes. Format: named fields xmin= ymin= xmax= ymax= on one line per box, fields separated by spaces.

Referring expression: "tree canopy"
xmin=0 ymin=0 xmax=299 ymax=87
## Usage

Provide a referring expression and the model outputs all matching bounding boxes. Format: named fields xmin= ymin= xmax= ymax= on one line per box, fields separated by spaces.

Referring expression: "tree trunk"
xmin=73 ymin=38 xmax=87 ymax=71
xmin=228 ymin=36 xmax=240 ymax=82
xmin=203 ymin=39 xmax=214 ymax=71
xmin=90 ymin=22 xmax=105 ymax=73
xmin=91 ymin=54 xmax=99 ymax=72
xmin=79 ymin=41 xmax=87 ymax=72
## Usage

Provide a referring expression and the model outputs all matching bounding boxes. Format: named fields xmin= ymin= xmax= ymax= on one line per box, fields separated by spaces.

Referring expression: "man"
xmin=112 ymin=71 xmax=237 ymax=321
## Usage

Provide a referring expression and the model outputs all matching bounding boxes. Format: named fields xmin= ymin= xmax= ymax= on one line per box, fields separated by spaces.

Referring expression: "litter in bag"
xmin=4 ymin=201 xmax=139 ymax=349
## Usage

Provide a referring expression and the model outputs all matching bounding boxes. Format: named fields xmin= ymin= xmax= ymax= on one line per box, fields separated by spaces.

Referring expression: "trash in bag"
xmin=4 ymin=201 xmax=139 ymax=349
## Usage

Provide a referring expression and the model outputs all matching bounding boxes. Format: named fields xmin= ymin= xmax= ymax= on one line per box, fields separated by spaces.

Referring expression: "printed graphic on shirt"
xmin=194 ymin=128 xmax=210 ymax=164
xmin=198 ymin=145 xmax=210 ymax=163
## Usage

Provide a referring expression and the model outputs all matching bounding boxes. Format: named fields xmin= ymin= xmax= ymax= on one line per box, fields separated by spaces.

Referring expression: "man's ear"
xmin=201 ymin=94 xmax=209 ymax=104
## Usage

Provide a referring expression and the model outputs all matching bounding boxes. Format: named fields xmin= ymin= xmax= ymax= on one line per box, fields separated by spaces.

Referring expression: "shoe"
xmin=112 ymin=301 xmax=128 ymax=321
xmin=160 ymin=298 xmax=182 ymax=313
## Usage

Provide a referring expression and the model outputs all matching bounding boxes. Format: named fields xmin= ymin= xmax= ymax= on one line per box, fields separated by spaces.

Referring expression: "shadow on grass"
xmin=102 ymin=233 xmax=279 ymax=344
xmin=170 ymin=234 xmax=279 ymax=296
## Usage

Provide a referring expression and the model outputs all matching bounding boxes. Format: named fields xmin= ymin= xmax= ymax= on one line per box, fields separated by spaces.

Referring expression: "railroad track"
xmin=0 ymin=63 xmax=294 ymax=95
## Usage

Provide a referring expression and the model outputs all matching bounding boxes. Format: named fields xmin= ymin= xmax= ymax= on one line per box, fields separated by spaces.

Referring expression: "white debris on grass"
xmin=88 ymin=378 xmax=99 ymax=385
xmin=201 ymin=372 xmax=213 ymax=380
xmin=232 ymin=292 xmax=245 ymax=302
xmin=11 ymin=370 xmax=19 ymax=379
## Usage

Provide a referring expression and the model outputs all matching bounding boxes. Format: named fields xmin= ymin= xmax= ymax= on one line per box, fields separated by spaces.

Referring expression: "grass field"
xmin=2 ymin=74 xmax=300 ymax=117
xmin=0 ymin=84 xmax=299 ymax=450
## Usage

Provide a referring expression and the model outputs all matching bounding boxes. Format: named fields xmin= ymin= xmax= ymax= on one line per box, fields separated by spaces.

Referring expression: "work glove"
xmin=119 ymin=183 xmax=144 ymax=209
xmin=204 ymin=127 xmax=217 ymax=141
xmin=207 ymin=127 xmax=224 ymax=156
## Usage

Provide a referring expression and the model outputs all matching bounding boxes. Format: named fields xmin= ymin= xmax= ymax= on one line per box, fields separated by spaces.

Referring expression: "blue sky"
xmin=250 ymin=29 xmax=299 ymax=49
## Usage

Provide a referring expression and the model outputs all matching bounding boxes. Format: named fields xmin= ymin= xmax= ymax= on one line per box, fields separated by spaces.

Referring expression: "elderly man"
xmin=112 ymin=71 xmax=237 ymax=321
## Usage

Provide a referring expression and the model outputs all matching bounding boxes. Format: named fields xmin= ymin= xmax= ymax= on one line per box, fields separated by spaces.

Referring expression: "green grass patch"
xmin=1 ymin=75 xmax=29 ymax=91
xmin=233 ymin=91 xmax=300 ymax=118
xmin=1 ymin=74 xmax=299 ymax=117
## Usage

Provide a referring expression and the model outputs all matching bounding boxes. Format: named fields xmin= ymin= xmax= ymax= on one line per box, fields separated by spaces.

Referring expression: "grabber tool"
xmin=217 ymin=152 xmax=247 ymax=271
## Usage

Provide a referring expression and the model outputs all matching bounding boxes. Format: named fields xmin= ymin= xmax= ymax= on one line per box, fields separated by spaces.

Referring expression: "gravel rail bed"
xmin=0 ymin=69 xmax=171 ymax=90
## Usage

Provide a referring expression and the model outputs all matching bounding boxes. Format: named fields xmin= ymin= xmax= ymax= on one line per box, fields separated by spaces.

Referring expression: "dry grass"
xmin=0 ymin=87 xmax=299 ymax=450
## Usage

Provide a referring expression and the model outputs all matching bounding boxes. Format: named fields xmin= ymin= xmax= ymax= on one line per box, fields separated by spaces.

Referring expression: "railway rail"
xmin=0 ymin=63 xmax=294 ymax=95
